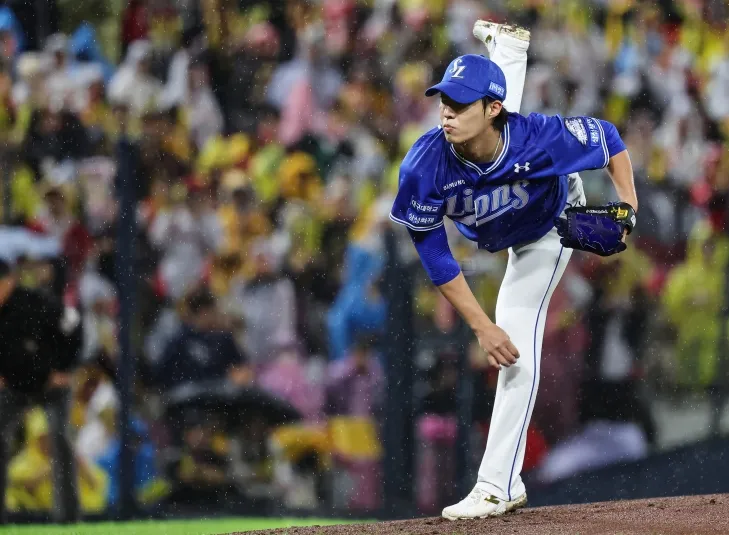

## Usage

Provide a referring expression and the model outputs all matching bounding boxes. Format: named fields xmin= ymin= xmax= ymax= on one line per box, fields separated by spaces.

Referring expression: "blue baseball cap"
xmin=425 ymin=54 xmax=507 ymax=104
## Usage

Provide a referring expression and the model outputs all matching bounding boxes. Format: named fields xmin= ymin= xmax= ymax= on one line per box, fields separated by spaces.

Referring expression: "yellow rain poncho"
xmin=662 ymin=220 xmax=729 ymax=387
xmin=5 ymin=408 xmax=109 ymax=513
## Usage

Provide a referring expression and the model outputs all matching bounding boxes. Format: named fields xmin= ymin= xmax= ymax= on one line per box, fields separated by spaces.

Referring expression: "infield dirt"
xmin=231 ymin=493 xmax=728 ymax=535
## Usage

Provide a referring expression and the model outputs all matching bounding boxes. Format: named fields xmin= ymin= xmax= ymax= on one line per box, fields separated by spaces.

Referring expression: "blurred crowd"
xmin=0 ymin=0 xmax=728 ymax=518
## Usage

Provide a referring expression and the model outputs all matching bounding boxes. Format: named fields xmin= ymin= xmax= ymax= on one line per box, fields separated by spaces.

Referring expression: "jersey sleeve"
xmin=408 ymin=226 xmax=460 ymax=286
xmin=532 ymin=114 xmax=627 ymax=175
xmin=389 ymin=148 xmax=445 ymax=232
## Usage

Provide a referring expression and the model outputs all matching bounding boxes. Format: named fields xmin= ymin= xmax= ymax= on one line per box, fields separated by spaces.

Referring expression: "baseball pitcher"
xmin=389 ymin=21 xmax=638 ymax=519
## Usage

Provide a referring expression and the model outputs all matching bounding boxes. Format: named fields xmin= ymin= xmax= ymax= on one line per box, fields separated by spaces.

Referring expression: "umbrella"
xmin=162 ymin=380 xmax=303 ymax=429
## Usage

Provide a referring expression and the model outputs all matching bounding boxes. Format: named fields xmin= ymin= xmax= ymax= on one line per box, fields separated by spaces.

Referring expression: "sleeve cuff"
xmin=599 ymin=119 xmax=627 ymax=162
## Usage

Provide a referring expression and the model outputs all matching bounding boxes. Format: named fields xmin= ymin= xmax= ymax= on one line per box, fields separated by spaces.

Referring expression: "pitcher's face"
xmin=439 ymin=94 xmax=496 ymax=144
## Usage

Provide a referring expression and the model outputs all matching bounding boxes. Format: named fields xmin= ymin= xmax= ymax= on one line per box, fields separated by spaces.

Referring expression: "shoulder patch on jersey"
xmin=565 ymin=117 xmax=588 ymax=146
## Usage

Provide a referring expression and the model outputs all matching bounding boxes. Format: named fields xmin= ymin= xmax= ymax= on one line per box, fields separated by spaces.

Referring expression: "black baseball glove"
xmin=554 ymin=202 xmax=636 ymax=257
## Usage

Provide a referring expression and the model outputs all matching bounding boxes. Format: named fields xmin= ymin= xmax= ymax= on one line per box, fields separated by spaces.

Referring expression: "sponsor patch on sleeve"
xmin=584 ymin=118 xmax=603 ymax=147
xmin=410 ymin=197 xmax=441 ymax=213
xmin=406 ymin=208 xmax=438 ymax=227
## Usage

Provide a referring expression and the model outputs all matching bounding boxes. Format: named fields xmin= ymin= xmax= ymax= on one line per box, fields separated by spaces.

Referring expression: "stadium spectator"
xmin=152 ymin=286 xmax=252 ymax=391
xmin=0 ymin=258 xmax=83 ymax=523
xmin=326 ymin=333 xmax=385 ymax=418
xmin=148 ymin=181 xmax=223 ymax=300
xmin=5 ymin=407 xmax=108 ymax=516
xmin=326 ymin=200 xmax=389 ymax=361
xmin=232 ymin=238 xmax=299 ymax=366
xmin=662 ymin=218 xmax=729 ymax=389
xmin=108 ymin=40 xmax=162 ymax=116
xmin=120 ymin=0 xmax=149 ymax=58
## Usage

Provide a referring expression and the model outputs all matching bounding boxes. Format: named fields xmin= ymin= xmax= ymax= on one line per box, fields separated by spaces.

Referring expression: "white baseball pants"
xmin=475 ymin=31 xmax=586 ymax=501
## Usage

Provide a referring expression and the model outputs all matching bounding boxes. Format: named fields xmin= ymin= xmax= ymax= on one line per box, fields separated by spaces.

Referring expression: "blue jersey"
xmin=389 ymin=113 xmax=626 ymax=252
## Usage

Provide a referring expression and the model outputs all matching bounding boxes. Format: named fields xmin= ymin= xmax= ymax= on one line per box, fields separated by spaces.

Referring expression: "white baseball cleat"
xmin=442 ymin=486 xmax=527 ymax=520
xmin=473 ymin=20 xmax=531 ymax=55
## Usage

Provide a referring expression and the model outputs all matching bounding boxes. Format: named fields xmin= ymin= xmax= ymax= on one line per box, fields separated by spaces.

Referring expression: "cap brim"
xmin=425 ymin=81 xmax=484 ymax=104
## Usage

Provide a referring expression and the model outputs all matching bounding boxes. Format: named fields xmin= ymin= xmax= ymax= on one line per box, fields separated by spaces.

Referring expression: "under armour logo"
xmin=514 ymin=162 xmax=530 ymax=173
xmin=450 ymin=58 xmax=466 ymax=79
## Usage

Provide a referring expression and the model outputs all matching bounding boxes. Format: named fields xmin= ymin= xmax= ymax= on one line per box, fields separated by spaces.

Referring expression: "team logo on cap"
xmin=450 ymin=57 xmax=466 ymax=79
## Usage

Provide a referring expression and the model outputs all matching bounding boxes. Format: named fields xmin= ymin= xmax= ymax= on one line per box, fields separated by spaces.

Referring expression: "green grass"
xmin=0 ymin=517 xmax=364 ymax=535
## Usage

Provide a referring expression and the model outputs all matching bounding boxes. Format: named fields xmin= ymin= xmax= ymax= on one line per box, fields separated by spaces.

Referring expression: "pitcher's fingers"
xmin=495 ymin=347 xmax=516 ymax=366
xmin=487 ymin=354 xmax=500 ymax=369
xmin=505 ymin=340 xmax=520 ymax=358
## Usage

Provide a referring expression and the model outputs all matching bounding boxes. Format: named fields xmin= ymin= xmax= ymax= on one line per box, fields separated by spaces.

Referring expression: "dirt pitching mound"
xmin=231 ymin=494 xmax=727 ymax=535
